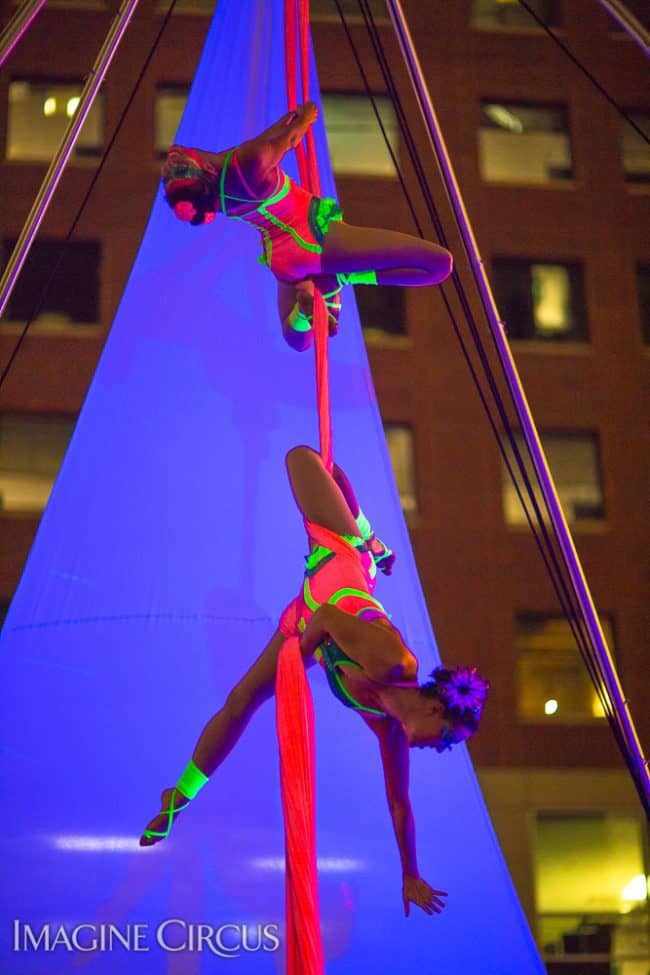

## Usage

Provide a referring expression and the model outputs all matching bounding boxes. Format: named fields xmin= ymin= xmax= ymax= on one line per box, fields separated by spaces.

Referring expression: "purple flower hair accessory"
xmin=433 ymin=666 xmax=489 ymax=717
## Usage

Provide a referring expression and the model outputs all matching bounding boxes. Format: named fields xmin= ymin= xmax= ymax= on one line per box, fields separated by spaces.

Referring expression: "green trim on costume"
xmin=176 ymin=760 xmax=209 ymax=800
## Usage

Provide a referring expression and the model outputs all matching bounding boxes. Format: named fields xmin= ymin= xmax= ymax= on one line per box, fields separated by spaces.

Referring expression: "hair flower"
xmin=174 ymin=200 xmax=197 ymax=222
xmin=441 ymin=667 xmax=489 ymax=715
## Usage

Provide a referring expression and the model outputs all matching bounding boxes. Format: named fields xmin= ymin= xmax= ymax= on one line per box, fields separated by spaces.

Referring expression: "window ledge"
xmin=481 ymin=178 xmax=580 ymax=192
xmin=363 ymin=330 xmax=410 ymax=349
xmin=520 ymin=717 xmax=608 ymax=727
xmin=1 ymin=322 xmax=103 ymax=338
xmin=472 ymin=24 xmax=567 ymax=37
xmin=506 ymin=519 xmax=609 ymax=535
xmin=511 ymin=340 xmax=593 ymax=355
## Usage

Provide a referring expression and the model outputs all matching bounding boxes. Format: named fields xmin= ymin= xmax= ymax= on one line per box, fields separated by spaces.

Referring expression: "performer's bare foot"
xmin=139 ymin=787 xmax=189 ymax=847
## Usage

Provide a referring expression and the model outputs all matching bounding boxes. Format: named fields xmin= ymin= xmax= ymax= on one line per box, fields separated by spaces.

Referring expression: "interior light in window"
xmin=531 ymin=264 xmax=571 ymax=333
xmin=591 ymin=694 xmax=605 ymax=718
xmin=620 ymin=874 xmax=649 ymax=905
xmin=544 ymin=698 xmax=559 ymax=715
xmin=66 ymin=96 xmax=80 ymax=118
xmin=484 ymin=104 xmax=524 ymax=133
xmin=43 ymin=97 xmax=57 ymax=117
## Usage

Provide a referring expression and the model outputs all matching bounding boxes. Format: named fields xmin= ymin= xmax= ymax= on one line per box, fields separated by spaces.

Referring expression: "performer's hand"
xmin=402 ymin=875 xmax=447 ymax=917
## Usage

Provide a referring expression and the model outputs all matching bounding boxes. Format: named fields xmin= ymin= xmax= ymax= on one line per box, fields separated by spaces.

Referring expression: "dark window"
xmin=637 ymin=264 xmax=650 ymax=344
xmin=622 ymin=112 xmax=650 ymax=185
xmin=479 ymin=102 xmax=573 ymax=183
xmin=2 ymin=238 xmax=101 ymax=329
xmin=155 ymin=85 xmax=190 ymax=158
xmin=7 ymin=79 xmax=104 ymax=162
xmin=356 ymin=285 xmax=406 ymax=337
xmin=312 ymin=0 xmax=388 ymax=20
xmin=492 ymin=260 xmax=587 ymax=342
xmin=472 ymin=0 xmax=561 ymax=28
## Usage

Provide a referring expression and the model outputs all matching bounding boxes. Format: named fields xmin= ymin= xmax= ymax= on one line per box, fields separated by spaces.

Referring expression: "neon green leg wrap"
xmin=336 ymin=270 xmax=378 ymax=287
xmin=177 ymin=760 xmax=209 ymax=799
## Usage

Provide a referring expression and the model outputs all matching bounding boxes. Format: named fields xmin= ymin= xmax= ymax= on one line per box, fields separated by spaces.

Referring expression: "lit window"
xmin=321 ymin=93 xmax=398 ymax=178
xmin=515 ymin=613 xmax=614 ymax=722
xmin=621 ymin=112 xmax=650 ymax=185
xmin=7 ymin=80 xmax=104 ymax=162
xmin=491 ymin=260 xmax=587 ymax=342
xmin=479 ymin=102 xmax=573 ymax=184
xmin=637 ymin=264 xmax=650 ymax=344
xmin=0 ymin=414 xmax=76 ymax=513
xmin=155 ymin=85 xmax=189 ymax=157
xmin=501 ymin=432 xmax=604 ymax=526
xmin=383 ymin=424 xmax=417 ymax=513
xmin=471 ymin=0 xmax=561 ymax=28
xmin=535 ymin=813 xmax=649 ymax=969
xmin=2 ymin=238 xmax=101 ymax=330
xmin=356 ymin=285 xmax=406 ymax=338
xmin=312 ymin=0 xmax=388 ymax=20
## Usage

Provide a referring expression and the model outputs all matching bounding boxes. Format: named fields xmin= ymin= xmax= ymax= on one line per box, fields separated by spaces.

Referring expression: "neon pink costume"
xmin=218 ymin=149 xmax=343 ymax=283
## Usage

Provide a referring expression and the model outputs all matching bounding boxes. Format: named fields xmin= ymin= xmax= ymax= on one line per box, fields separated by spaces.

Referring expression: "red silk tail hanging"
xmin=277 ymin=4 xmax=328 ymax=974
xmin=276 ymin=637 xmax=325 ymax=975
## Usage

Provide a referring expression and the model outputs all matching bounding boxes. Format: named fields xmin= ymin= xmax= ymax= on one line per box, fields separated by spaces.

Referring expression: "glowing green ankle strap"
xmin=288 ymin=304 xmax=312 ymax=332
xmin=355 ymin=509 xmax=373 ymax=541
xmin=176 ymin=761 xmax=209 ymax=800
xmin=336 ymin=270 xmax=378 ymax=287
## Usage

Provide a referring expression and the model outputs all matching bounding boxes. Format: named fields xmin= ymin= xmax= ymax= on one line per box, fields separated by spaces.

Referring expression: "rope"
xmin=343 ymin=0 xmax=634 ymax=761
xmin=275 ymin=4 xmax=327 ymax=973
xmin=0 ymin=0 xmax=181 ymax=392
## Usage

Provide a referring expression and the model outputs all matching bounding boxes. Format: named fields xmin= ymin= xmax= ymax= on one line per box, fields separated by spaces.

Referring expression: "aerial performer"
xmin=161 ymin=102 xmax=454 ymax=351
xmin=140 ymin=445 xmax=489 ymax=917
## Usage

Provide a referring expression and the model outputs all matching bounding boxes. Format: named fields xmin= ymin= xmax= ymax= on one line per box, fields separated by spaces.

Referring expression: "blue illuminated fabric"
xmin=0 ymin=2 xmax=545 ymax=973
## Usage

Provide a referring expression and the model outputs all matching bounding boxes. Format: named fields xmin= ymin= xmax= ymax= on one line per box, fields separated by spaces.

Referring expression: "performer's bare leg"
xmin=322 ymin=221 xmax=453 ymax=287
xmin=140 ymin=447 xmax=357 ymax=845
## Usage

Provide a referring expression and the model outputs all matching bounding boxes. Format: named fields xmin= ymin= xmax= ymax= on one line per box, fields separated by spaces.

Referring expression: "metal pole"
xmin=385 ymin=0 xmax=649 ymax=812
xmin=0 ymin=0 xmax=48 ymax=70
xmin=596 ymin=0 xmax=650 ymax=56
xmin=0 ymin=0 xmax=141 ymax=321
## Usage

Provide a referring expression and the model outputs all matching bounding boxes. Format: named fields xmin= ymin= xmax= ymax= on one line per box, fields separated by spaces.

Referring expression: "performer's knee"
xmin=285 ymin=444 xmax=321 ymax=476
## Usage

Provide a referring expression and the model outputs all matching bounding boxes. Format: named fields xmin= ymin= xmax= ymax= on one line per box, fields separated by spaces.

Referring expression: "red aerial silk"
xmin=277 ymin=2 xmax=329 ymax=972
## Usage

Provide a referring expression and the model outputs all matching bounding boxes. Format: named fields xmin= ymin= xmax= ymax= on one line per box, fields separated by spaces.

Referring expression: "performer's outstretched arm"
xmin=363 ymin=712 xmax=448 ymax=917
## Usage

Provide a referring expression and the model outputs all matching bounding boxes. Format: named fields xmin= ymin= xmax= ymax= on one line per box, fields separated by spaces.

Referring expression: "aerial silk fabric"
xmin=277 ymin=3 xmax=329 ymax=970
xmin=0 ymin=1 xmax=545 ymax=973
